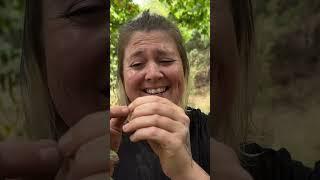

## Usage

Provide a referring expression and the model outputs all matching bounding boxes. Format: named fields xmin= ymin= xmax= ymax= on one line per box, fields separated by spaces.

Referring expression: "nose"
xmin=144 ymin=62 xmax=164 ymax=81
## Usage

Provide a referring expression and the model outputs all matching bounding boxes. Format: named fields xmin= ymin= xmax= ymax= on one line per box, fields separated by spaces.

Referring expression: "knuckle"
xmin=151 ymin=105 xmax=160 ymax=114
xmin=149 ymin=127 xmax=158 ymax=136
xmin=152 ymin=114 xmax=160 ymax=126
xmin=181 ymin=114 xmax=190 ymax=126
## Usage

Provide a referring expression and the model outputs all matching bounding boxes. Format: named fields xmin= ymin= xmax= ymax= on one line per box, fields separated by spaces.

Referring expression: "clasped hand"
xmin=119 ymin=96 xmax=192 ymax=179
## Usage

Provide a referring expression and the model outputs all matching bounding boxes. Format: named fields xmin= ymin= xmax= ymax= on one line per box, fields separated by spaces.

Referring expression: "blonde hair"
xmin=20 ymin=0 xmax=67 ymax=140
xmin=212 ymin=0 xmax=256 ymax=149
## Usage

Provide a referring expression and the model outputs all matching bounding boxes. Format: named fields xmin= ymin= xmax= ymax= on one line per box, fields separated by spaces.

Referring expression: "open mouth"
xmin=143 ymin=86 xmax=169 ymax=95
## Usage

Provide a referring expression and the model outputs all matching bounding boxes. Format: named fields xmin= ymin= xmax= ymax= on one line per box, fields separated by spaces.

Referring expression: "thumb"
xmin=110 ymin=106 xmax=129 ymax=119
xmin=0 ymin=140 xmax=62 ymax=178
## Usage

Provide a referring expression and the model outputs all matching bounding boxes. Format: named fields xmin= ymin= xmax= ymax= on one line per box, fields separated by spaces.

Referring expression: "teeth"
xmin=145 ymin=87 xmax=166 ymax=95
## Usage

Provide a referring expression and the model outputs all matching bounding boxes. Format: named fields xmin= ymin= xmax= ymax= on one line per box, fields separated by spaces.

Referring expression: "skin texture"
xmin=42 ymin=0 xmax=107 ymax=127
xmin=41 ymin=0 xmax=109 ymax=179
xmin=122 ymin=31 xmax=185 ymax=105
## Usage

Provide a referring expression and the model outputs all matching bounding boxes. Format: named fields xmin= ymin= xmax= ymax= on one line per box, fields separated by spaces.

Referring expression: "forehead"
xmin=125 ymin=30 xmax=179 ymax=55
xmin=127 ymin=31 xmax=176 ymax=47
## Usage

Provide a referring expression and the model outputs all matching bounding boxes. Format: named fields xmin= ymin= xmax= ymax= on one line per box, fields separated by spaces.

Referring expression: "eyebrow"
xmin=155 ymin=49 xmax=175 ymax=57
xmin=129 ymin=50 xmax=145 ymax=59
xmin=129 ymin=48 xmax=176 ymax=59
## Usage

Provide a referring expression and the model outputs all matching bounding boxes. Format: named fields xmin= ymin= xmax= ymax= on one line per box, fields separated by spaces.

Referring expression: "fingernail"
xmin=129 ymin=135 xmax=135 ymax=142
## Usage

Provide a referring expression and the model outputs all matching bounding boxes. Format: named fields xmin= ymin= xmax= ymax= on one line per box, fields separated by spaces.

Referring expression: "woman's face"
xmin=42 ymin=0 xmax=107 ymax=126
xmin=122 ymin=31 xmax=185 ymax=105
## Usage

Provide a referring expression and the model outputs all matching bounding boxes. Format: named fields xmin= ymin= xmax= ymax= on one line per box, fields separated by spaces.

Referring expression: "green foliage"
xmin=0 ymin=0 xmax=24 ymax=94
xmin=0 ymin=0 xmax=24 ymax=139
xmin=159 ymin=0 xmax=210 ymax=43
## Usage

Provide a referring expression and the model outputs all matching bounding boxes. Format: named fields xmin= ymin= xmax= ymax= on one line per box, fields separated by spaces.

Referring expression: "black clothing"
xmin=112 ymin=107 xmax=210 ymax=180
xmin=241 ymin=143 xmax=320 ymax=180
xmin=113 ymin=107 xmax=320 ymax=180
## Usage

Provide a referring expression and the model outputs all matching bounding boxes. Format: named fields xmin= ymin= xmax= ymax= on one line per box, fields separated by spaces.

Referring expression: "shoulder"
xmin=185 ymin=107 xmax=209 ymax=122
xmin=241 ymin=143 xmax=320 ymax=180
xmin=185 ymin=107 xmax=210 ymax=173
xmin=185 ymin=107 xmax=209 ymax=136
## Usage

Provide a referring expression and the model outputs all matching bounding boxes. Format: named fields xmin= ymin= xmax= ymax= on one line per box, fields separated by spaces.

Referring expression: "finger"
xmin=122 ymin=115 xmax=183 ymax=133
xmin=110 ymin=118 xmax=124 ymax=151
xmin=0 ymin=140 xmax=62 ymax=178
xmin=110 ymin=106 xmax=129 ymax=119
xmin=129 ymin=127 xmax=176 ymax=145
xmin=58 ymin=111 xmax=106 ymax=157
xmin=128 ymin=96 xmax=173 ymax=110
xmin=67 ymin=136 xmax=107 ymax=180
xmin=130 ymin=102 xmax=189 ymax=126
xmin=110 ymin=117 xmax=126 ymax=132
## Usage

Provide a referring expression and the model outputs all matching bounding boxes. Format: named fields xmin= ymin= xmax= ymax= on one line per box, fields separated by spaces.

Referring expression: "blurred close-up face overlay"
xmin=41 ymin=0 xmax=107 ymax=128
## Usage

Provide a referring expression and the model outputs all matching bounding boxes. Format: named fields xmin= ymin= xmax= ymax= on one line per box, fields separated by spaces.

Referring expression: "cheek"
xmin=44 ymin=25 xmax=106 ymax=126
xmin=123 ymin=70 xmax=144 ymax=100
xmin=166 ymin=65 xmax=185 ymax=94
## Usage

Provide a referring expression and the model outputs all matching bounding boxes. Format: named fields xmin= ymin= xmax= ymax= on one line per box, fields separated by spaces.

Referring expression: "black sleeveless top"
xmin=112 ymin=107 xmax=210 ymax=180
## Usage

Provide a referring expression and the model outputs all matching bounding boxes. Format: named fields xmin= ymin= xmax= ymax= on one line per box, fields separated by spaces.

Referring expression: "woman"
xmin=0 ymin=1 xmax=250 ymax=180
xmin=110 ymin=11 xmax=210 ymax=180
xmin=1 ymin=0 xmax=109 ymax=179
xmin=213 ymin=0 xmax=320 ymax=179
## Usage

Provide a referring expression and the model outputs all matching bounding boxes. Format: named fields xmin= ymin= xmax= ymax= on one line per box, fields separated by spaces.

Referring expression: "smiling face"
xmin=42 ymin=0 xmax=107 ymax=126
xmin=122 ymin=30 xmax=185 ymax=105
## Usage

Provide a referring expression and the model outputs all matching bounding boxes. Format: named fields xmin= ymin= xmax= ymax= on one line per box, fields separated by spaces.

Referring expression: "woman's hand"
xmin=123 ymin=96 xmax=208 ymax=179
xmin=57 ymin=111 xmax=109 ymax=180
xmin=110 ymin=106 xmax=129 ymax=153
xmin=0 ymin=140 xmax=62 ymax=179
xmin=56 ymin=107 xmax=129 ymax=180
xmin=109 ymin=106 xmax=130 ymax=176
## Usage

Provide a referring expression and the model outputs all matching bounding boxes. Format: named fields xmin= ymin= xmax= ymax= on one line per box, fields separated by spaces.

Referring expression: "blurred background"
xmin=251 ymin=0 xmax=320 ymax=167
xmin=110 ymin=0 xmax=210 ymax=113
xmin=0 ymin=0 xmax=319 ymax=168
xmin=0 ymin=0 xmax=24 ymax=140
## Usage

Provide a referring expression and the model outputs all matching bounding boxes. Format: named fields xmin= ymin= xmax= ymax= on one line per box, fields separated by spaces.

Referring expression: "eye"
xmin=159 ymin=58 xmax=175 ymax=65
xmin=130 ymin=62 xmax=144 ymax=69
xmin=67 ymin=5 xmax=105 ymax=17
xmin=64 ymin=1 xmax=106 ymax=25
